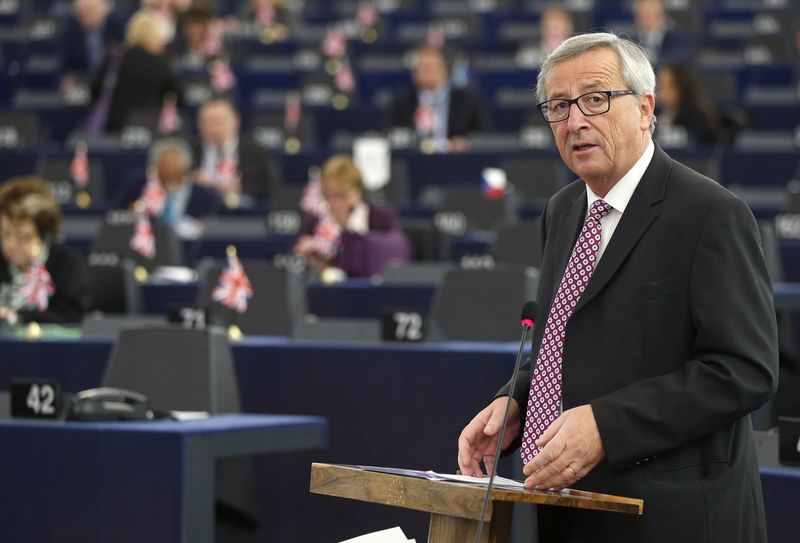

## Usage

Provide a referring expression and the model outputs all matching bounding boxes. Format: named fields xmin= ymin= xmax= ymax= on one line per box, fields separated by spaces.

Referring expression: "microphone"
xmin=473 ymin=301 xmax=537 ymax=543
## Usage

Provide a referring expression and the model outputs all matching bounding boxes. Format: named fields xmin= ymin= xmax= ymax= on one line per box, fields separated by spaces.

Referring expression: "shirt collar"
xmin=204 ymin=136 xmax=238 ymax=156
xmin=586 ymin=139 xmax=654 ymax=214
xmin=419 ymin=86 xmax=450 ymax=105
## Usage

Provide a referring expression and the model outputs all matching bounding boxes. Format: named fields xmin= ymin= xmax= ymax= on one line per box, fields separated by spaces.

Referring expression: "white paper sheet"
xmin=338 ymin=526 xmax=413 ymax=543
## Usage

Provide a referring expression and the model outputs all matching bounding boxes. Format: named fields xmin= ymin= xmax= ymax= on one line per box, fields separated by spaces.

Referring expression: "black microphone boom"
xmin=473 ymin=301 xmax=537 ymax=543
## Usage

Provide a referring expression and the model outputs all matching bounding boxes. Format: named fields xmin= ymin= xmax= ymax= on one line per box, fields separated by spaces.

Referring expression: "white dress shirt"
xmin=586 ymin=139 xmax=655 ymax=263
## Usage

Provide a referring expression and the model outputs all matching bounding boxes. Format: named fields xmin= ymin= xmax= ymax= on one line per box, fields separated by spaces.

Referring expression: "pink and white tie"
xmin=521 ymin=199 xmax=612 ymax=464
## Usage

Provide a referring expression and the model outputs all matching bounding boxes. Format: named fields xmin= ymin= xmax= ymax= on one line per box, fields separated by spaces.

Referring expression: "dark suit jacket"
xmin=388 ymin=86 xmax=485 ymax=137
xmin=0 ymin=244 xmax=91 ymax=324
xmin=112 ymin=175 xmax=222 ymax=221
xmin=638 ymin=28 xmax=692 ymax=66
xmin=191 ymin=137 xmax=272 ymax=202
xmin=500 ymin=145 xmax=778 ymax=542
xmin=60 ymin=15 xmax=124 ymax=74
xmin=672 ymin=104 xmax=721 ymax=144
xmin=92 ymin=46 xmax=182 ymax=132
xmin=298 ymin=204 xmax=410 ymax=277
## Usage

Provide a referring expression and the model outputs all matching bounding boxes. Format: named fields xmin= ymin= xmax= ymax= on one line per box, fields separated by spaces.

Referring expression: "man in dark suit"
xmin=633 ymin=0 xmax=691 ymax=66
xmin=113 ymin=137 xmax=221 ymax=237
xmin=193 ymin=98 xmax=271 ymax=207
xmin=387 ymin=44 xmax=485 ymax=152
xmin=60 ymin=0 xmax=123 ymax=88
xmin=457 ymin=33 xmax=777 ymax=542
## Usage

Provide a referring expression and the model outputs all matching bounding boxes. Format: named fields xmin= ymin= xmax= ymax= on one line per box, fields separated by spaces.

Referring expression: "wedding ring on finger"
xmin=566 ymin=465 xmax=577 ymax=479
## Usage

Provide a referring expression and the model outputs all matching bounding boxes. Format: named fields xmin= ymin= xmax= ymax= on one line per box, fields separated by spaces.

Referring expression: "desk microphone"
xmin=473 ymin=301 xmax=537 ymax=543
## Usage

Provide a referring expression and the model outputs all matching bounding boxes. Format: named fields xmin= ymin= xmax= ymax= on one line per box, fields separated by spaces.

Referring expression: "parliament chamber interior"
xmin=0 ymin=0 xmax=798 ymax=541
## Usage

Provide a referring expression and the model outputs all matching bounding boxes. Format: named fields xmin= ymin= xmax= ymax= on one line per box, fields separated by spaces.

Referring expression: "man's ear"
xmin=640 ymin=94 xmax=656 ymax=131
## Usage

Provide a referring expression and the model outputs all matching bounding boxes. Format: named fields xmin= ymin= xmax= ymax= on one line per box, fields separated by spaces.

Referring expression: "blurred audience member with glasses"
xmin=293 ymin=155 xmax=409 ymax=278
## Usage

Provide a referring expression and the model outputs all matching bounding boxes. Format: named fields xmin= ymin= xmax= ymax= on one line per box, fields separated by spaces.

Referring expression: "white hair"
xmin=148 ymin=137 xmax=193 ymax=170
xmin=536 ymin=32 xmax=657 ymax=132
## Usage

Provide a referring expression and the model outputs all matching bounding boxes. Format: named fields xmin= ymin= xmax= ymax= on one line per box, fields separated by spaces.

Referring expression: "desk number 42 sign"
xmin=11 ymin=379 xmax=61 ymax=419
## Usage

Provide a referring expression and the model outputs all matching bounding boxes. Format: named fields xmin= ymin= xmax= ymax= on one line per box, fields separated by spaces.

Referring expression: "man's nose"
xmin=566 ymin=102 xmax=589 ymax=132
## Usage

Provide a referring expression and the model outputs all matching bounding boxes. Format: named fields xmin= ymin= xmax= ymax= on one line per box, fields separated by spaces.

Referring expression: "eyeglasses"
xmin=537 ymin=90 xmax=637 ymax=123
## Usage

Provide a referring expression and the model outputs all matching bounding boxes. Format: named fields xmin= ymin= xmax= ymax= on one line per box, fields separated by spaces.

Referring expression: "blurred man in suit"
xmin=458 ymin=32 xmax=777 ymax=542
xmin=193 ymin=98 xmax=271 ymax=207
xmin=114 ymin=137 xmax=221 ymax=238
xmin=633 ymin=0 xmax=691 ymax=65
xmin=60 ymin=0 xmax=123 ymax=89
xmin=388 ymin=45 xmax=484 ymax=152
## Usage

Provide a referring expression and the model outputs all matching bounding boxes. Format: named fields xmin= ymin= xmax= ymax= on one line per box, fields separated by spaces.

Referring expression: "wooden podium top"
xmin=310 ymin=463 xmax=643 ymax=522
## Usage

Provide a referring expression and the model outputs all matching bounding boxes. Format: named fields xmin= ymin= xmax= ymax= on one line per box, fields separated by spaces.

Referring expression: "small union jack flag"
xmin=311 ymin=213 xmax=342 ymax=260
xmin=300 ymin=170 xmax=325 ymax=217
xmin=212 ymin=250 xmax=253 ymax=314
xmin=283 ymin=91 xmax=302 ymax=133
xmin=256 ymin=5 xmax=275 ymax=26
xmin=210 ymin=59 xmax=236 ymax=93
xmin=20 ymin=259 xmax=55 ymax=311
xmin=335 ymin=59 xmax=356 ymax=94
xmin=357 ymin=1 xmax=378 ymax=28
xmin=322 ymin=28 xmax=347 ymax=58
xmin=414 ymin=104 xmax=438 ymax=135
xmin=216 ymin=155 xmax=240 ymax=192
xmin=158 ymin=93 xmax=182 ymax=134
xmin=70 ymin=142 xmax=90 ymax=189
xmin=140 ymin=172 xmax=166 ymax=217
xmin=130 ymin=211 xmax=156 ymax=260
xmin=202 ymin=25 xmax=223 ymax=57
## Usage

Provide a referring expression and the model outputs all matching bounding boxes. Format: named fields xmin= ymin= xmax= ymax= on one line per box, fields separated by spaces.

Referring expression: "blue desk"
xmin=0 ymin=414 xmax=327 ymax=543
xmin=0 ymin=337 xmax=798 ymax=542
xmin=0 ymin=336 xmax=519 ymax=542
xmin=755 ymin=431 xmax=800 ymax=543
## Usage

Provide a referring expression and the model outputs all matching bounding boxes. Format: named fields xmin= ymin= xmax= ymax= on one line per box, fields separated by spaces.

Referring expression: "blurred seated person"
xmin=114 ymin=138 xmax=221 ymax=238
xmin=90 ymin=7 xmax=182 ymax=133
xmin=537 ymin=7 xmax=575 ymax=63
xmin=539 ymin=7 xmax=574 ymax=57
xmin=60 ymin=0 xmax=123 ymax=91
xmin=170 ymin=6 xmax=218 ymax=67
xmin=521 ymin=7 xmax=574 ymax=68
xmin=141 ymin=0 xmax=190 ymax=26
xmin=193 ymin=98 xmax=271 ymax=207
xmin=634 ymin=0 xmax=691 ymax=65
xmin=657 ymin=63 xmax=721 ymax=144
xmin=388 ymin=45 xmax=485 ymax=153
xmin=294 ymin=155 xmax=410 ymax=278
xmin=236 ymin=0 xmax=291 ymax=42
xmin=0 ymin=177 xmax=90 ymax=325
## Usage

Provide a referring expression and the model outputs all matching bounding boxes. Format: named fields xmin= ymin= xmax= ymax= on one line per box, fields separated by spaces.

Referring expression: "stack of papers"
xmin=424 ymin=471 xmax=526 ymax=490
xmin=339 ymin=526 xmax=415 ymax=543
xmin=353 ymin=465 xmax=570 ymax=494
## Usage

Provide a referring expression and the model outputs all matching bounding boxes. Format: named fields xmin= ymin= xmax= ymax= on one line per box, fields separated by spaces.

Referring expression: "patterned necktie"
xmin=521 ymin=199 xmax=612 ymax=464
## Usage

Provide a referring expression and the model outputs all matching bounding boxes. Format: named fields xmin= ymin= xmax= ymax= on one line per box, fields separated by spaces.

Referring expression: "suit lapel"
xmin=571 ymin=146 xmax=671 ymax=315
xmin=553 ymin=191 xmax=587 ymax=293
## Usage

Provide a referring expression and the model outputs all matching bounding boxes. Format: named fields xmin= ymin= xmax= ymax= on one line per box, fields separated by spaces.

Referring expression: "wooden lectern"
xmin=310 ymin=463 xmax=643 ymax=543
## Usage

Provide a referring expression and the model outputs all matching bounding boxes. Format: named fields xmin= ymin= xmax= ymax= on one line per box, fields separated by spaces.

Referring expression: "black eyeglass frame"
xmin=536 ymin=90 xmax=638 ymax=123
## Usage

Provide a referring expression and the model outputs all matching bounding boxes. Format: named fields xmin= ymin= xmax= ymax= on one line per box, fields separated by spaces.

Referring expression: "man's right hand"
xmin=457 ymin=396 xmax=521 ymax=477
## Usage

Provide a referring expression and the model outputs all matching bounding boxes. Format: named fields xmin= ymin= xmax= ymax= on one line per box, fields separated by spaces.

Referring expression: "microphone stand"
xmin=473 ymin=321 xmax=533 ymax=543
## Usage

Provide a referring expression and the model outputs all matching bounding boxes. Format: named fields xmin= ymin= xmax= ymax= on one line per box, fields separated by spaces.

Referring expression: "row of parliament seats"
xmin=85 ymin=258 xmax=540 ymax=343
